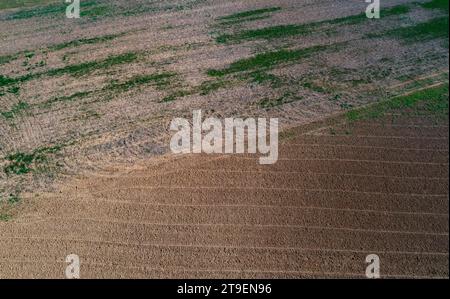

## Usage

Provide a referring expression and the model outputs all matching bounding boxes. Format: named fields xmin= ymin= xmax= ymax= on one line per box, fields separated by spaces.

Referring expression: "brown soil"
xmin=0 ymin=111 xmax=448 ymax=279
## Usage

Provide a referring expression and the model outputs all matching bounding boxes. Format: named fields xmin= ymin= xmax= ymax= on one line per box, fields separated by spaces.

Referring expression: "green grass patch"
xmin=198 ymin=80 xmax=229 ymax=95
xmin=259 ymin=92 xmax=303 ymax=109
xmin=158 ymin=78 xmax=232 ymax=102
xmin=1 ymin=52 xmax=138 ymax=104
xmin=0 ymin=75 xmax=18 ymax=87
xmin=216 ymin=4 xmax=410 ymax=43
xmin=107 ymin=72 xmax=177 ymax=92
xmin=40 ymin=72 xmax=175 ymax=108
xmin=6 ymin=2 xmax=64 ymax=19
xmin=47 ymin=52 xmax=138 ymax=77
xmin=421 ymin=0 xmax=449 ymax=12
xmin=0 ymin=52 xmax=139 ymax=90
xmin=80 ymin=5 xmax=112 ymax=18
xmin=7 ymin=194 xmax=21 ymax=204
xmin=7 ymin=86 xmax=20 ymax=95
xmin=370 ymin=16 xmax=449 ymax=43
xmin=3 ymin=144 xmax=63 ymax=175
xmin=0 ymin=54 xmax=19 ymax=65
xmin=216 ymin=24 xmax=307 ymax=43
xmin=24 ymin=51 xmax=34 ymax=59
xmin=1 ymin=51 xmax=36 ymax=66
xmin=0 ymin=0 xmax=58 ymax=10
xmin=218 ymin=7 xmax=281 ymax=21
xmin=346 ymin=84 xmax=449 ymax=122
xmin=49 ymin=33 xmax=123 ymax=51
xmin=0 ymin=214 xmax=11 ymax=222
xmin=0 ymin=101 xmax=29 ymax=119
xmin=217 ymin=7 xmax=281 ymax=26
xmin=207 ymin=45 xmax=330 ymax=77
xmin=40 ymin=91 xmax=93 ymax=108
xmin=248 ymin=71 xmax=282 ymax=87
xmin=6 ymin=0 xmax=100 ymax=19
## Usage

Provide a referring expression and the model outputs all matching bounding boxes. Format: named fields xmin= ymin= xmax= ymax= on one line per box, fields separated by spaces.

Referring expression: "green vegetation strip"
xmin=0 ymin=52 xmax=139 ymax=89
xmin=49 ymin=33 xmax=123 ymax=51
xmin=216 ymin=4 xmax=410 ymax=43
xmin=346 ymin=84 xmax=449 ymax=122
xmin=47 ymin=52 xmax=138 ymax=77
xmin=1 ymin=71 xmax=178 ymax=119
xmin=4 ymin=0 xmax=204 ymax=20
xmin=0 ymin=0 xmax=58 ymax=10
xmin=421 ymin=0 xmax=449 ymax=12
xmin=217 ymin=7 xmax=281 ymax=25
xmin=369 ymin=16 xmax=449 ymax=43
xmin=1 ymin=33 xmax=124 ymax=68
xmin=6 ymin=0 xmax=103 ymax=20
xmin=207 ymin=44 xmax=332 ymax=77
xmin=218 ymin=7 xmax=281 ymax=21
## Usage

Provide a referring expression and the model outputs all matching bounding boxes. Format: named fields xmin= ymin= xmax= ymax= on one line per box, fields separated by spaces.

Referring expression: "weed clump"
xmin=0 ymin=101 xmax=29 ymax=119
xmin=208 ymin=46 xmax=329 ymax=77
xmin=4 ymin=145 xmax=63 ymax=175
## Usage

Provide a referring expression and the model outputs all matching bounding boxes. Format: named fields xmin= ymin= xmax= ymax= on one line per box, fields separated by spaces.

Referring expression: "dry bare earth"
xmin=0 ymin=93 xmax=448 ymax=278
xmin=0 ymin=0 xmax=449 ymax=278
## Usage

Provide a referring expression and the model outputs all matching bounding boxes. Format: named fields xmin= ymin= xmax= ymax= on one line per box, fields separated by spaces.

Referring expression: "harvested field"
xmin=0 ymin=0 xmax=449 ymax=279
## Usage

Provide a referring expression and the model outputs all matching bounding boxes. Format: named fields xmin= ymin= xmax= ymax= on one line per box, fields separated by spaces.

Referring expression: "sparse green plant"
xmin=4 ymin=144 xmax=63 ymax=176
xmin=340 ymin=102 xmax=354 ymax=110
xmin=49 ymin=33 xmax=123 ymax=51
xmin=302 ymin=81 xmax=327 ymax=93
xmin=7 ymin=86 xmax=20 ymax=95
xmin=47 ymin=52 xmax=139 ymax=77
xmin=1 ymin=101 xmax=29 ymax=119
xmin=107 ymin=73 xmax=177 ymax=92
xmin=8 ymin=194 xmax=20 ymax=204
xmin=249 ymin=72 xmax=282 ymax=87
xmin=160 ymin=90 xmax=193 ymax=103
xmin=259 ymin=92 xmax=303 ymax=109
xmin=0 ymin=53 xmax=19 ymax=65
xmin=207 ymin=45 xmax=331 ymax=77
xmin=24 ymin=51 xmax=34 ymax=59
xmin=0 ymin=214 xmax=11 ymax=222
xmin=198 ymin=80 xmax=229 ymax=95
